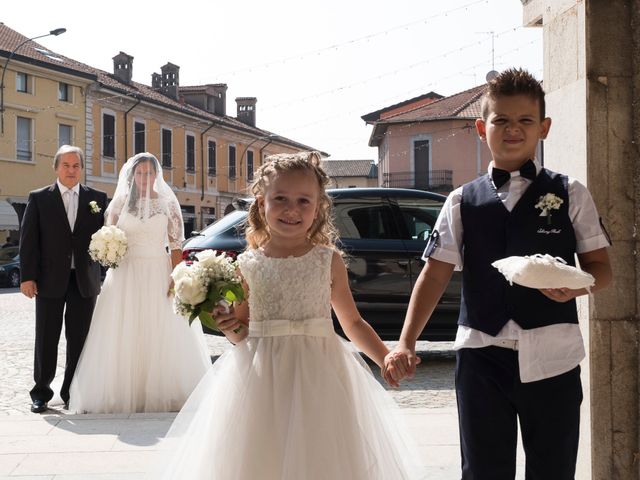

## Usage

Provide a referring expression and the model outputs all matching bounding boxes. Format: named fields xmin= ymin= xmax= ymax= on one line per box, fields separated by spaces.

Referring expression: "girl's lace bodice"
xmin=238 ymin=245 xmax=333 ymax=323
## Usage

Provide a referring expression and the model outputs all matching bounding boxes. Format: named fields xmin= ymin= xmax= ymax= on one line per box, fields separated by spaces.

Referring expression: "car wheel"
xmin=8 ymin=270 xmax=20 ymax=288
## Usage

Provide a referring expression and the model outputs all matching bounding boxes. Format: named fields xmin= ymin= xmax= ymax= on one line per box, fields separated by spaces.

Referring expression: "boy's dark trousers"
xmin=455 ymin=346 xmax=582 ymax=480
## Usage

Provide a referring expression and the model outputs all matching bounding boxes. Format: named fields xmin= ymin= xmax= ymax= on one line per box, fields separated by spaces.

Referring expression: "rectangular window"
xmin=58 ymin=82 xmax=71 ymax=102
xmin=16 ymin=117 xmax=32 ymax=161
xmin=162 ymin=128 xmax=172 ymax=168
xmin=228 ymin=145 xmax=236 ymax=179
xmin=208 ymin=140 xmax=216 ymax=176
xmin=182 ymin=205 xmax=196 ymax=238
xmin=186 ymin=134 xmax=195 ymax=172
xmin=134 ymin=121 xmax=145 ymax=154
xmin=246 ymin=150 xmax=254 ymax=181
xmin=59 ymin=124 xmax=72 ymax=147
xmin=102 ymin=113 xmax=115 ymax=158
xmin=413 ymin=139 xmax=430 ymax=190
xmin=201 ymin=206 xmax=216 ymax=227
xmin=16 ymin=72 xmax=28 ymax=93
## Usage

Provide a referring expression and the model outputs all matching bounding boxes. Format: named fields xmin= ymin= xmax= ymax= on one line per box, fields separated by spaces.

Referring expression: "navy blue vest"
xmin=459 ymin=168 xmax=578 ymax=335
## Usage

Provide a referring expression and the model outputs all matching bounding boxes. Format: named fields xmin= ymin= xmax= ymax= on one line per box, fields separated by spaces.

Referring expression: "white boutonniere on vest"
xmin=88 ymin=225 xmax=128 ymax=268
xmin=534 ymin=193 xmax=563 ymax=225
xmin=88 ymin=200 xmax=101 ymax=214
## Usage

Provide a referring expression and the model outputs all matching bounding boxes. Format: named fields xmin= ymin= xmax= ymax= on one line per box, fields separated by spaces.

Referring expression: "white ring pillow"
xmin=491 ymin=254 xmax=595 ymax=290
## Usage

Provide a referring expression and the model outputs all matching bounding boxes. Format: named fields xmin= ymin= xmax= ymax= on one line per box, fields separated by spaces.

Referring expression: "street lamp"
xmin=239 ymin=133 xmax=279 ymax=180
xmin=0 ymin=27 xmax=67 ymax=134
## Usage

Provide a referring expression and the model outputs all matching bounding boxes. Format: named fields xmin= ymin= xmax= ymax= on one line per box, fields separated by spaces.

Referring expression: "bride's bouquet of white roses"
xmin=171 ymin=249 xmax=245 ymax=332
xmin=88 ymin=225 xmax=128 ymax=268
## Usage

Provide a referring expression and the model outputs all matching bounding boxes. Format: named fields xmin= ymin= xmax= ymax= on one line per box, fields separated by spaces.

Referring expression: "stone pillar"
xmin=521 ymin=0 xmax=640 ymax=478
xmin=585 ymin=3 xmax=639 ymax=478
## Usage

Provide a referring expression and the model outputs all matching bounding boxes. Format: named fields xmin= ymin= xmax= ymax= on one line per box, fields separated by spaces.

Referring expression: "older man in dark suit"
xmin=20 ymin=145 xmax=107 ymax=413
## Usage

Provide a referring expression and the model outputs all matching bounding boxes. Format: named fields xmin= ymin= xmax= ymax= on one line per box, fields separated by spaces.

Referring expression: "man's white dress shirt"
xmin=57 ymin=179 xmax=80 ymax=268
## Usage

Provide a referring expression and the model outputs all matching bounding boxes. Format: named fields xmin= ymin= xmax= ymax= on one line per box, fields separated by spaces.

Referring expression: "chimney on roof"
xmin=211 ymin=84 xmax=227 ymax=116
xmin=181 ymin=83 xmax=227 ymax=116
xmin=112 ymin=52 xmax=133 ymax=84
xmin=236 ymin=97 xmax=257 ymax=127
xmin=160 ymin=62 xmax=180 ymax=100
xmin=151 ymin=73 xmax=162 ymax=89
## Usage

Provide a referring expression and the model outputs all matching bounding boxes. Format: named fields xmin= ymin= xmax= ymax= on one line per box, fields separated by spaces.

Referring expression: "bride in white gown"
xmin=69 ymin=153 xmax=211 ymax=414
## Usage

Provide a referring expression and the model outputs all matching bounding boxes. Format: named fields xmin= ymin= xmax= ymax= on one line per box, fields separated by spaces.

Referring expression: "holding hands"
xmin=382 ymin=345 xmax=421 ymax=388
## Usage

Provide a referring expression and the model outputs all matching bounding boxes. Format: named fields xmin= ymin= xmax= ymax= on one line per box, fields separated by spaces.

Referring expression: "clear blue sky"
xmin=3 ymin=0 xmax=542 ymax=160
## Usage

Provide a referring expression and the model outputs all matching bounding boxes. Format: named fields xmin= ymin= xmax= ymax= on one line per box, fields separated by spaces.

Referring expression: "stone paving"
xmin=0 ymin=408 xmax=470 ymax=480
xmin=0 ymin=288 xmax=521 ymax=479
xmin=0 ymin=288 xmax=456 ymax=415
xmin=0 ymin=289 xmax=538 ymax=479
xmin=0 ymin=289 xmax=41 ymax=416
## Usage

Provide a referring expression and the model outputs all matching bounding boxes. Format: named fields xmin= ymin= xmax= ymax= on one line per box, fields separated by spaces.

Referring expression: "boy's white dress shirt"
xmin=425 ymin=159 xmax=610 ymax=382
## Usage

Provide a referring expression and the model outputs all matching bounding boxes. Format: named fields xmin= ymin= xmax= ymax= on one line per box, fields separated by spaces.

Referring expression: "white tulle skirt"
xmin=149 ymin=333 xmax=422 ymax=480
xmin=69 ymin=252 xmax=211 ymax=414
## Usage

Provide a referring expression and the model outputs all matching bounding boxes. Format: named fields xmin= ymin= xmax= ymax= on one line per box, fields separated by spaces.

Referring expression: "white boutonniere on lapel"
xmin=89 ymin=200 xmax=101 ymax=214
xmin=535 ymin=193 xmax=563 ymax=225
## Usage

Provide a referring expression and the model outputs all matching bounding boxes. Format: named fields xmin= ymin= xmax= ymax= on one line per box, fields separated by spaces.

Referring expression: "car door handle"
xmin=396 ymin=260 xmax=409 ymax=268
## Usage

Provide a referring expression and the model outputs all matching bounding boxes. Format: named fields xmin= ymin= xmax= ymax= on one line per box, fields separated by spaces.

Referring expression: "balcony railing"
xmin=382 ymin=169 xmax=453 ymax=192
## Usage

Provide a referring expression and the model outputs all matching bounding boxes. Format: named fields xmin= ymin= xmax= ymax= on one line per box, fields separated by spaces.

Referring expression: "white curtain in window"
xmin=17 ymin=117 xmax=32 ymax=160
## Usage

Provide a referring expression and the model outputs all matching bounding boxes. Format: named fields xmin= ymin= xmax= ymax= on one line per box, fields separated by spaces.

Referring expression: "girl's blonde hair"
xmin=245 ymin=151 xmax=339 ymax=249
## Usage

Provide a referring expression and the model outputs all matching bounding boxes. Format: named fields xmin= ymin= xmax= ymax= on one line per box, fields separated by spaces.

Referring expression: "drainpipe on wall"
xmin=200 ymin=121 xmax=217 ymax=228
xmin=258 ymin=137 xmax=275 ymax=165
xmin=82 ymin=86 xmax=89 ymax=185
xmin=123 ymin=96 xmax=141 ymax=161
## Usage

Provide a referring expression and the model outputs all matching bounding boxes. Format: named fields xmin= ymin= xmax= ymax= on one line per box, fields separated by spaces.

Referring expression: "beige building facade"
xmin=0 ymin=30 xmax=94 ymax=241
xmin=0 ymin=24 xmax=319 ymax=243
xmin=521 ymin=1 xmax=639 ymax=478
xmin=83 ymin=55 xmax=318 ymax=236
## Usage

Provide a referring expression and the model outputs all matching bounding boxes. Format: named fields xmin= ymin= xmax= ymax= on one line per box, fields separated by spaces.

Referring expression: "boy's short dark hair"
xmin=480 ymin=68 xmax=546 ymax=120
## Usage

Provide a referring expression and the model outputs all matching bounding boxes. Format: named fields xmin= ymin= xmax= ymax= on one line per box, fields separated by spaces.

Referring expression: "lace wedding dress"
xmin=150 ymin=245 xmax=422 ymax=479
xmin=69 ymin=200 xmax=211 ymax=413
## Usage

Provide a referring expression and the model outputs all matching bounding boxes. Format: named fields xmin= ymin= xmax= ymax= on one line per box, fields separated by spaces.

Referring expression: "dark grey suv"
xmin=182 ymin=188 xmax=461 ymax=341
xmin=0 ymin=247 xmax=20 ymax=288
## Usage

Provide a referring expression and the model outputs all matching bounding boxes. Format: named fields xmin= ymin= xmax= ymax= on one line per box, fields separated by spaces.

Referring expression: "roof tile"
xmin=0 ymin=23 xmax=317 ymax=152
xmin=322 ymin=159 xmax=375 ymax=177
xmin=379 ymin=84 xmax=487 ymax=123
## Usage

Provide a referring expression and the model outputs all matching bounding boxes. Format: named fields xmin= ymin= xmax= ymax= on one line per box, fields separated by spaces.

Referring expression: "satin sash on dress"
xmin=248 ymin=318 xmax=334 ymax=338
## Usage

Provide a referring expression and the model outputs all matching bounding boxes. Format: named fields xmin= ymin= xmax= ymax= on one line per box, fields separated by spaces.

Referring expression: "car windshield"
xmin=198 ymin=210 xmax=248 ymax=237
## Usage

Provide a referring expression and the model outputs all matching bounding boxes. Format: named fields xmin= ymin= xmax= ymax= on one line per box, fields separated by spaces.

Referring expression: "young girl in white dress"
xmin=69 ymin=153 xmax=211 ymax=413
xmin=151 ymin=151 xmax=421 ymax=479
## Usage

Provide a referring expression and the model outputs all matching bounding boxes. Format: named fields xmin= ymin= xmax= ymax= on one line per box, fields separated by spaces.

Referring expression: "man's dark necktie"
xmin=491 ymin=159 xmax=537 ymax=189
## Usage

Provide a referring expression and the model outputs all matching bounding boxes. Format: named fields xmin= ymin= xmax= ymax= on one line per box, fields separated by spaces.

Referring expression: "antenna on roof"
xmin=476 ymin=31 xmax=497 ymax=83
xmin=486 ymin=70 xmax=499 ymax=82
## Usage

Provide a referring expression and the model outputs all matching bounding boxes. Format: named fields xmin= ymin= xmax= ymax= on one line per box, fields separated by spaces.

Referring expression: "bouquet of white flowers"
xmin=88 ymin=225 xmax=128 ymax=268
xmin=171 ymin=249 xmax=245 ymax=332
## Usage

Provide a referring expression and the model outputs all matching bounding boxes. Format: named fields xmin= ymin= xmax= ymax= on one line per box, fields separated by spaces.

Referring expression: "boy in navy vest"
xmin=383 ymin=68 xmax=612 ymax=479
